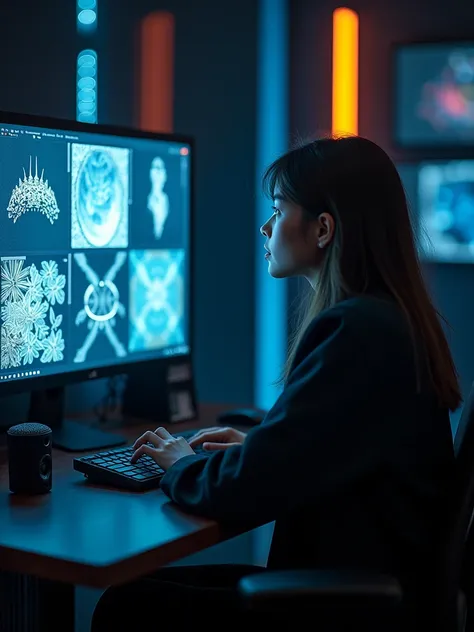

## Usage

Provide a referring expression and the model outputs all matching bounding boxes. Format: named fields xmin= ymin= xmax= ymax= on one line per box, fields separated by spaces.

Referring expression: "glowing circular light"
xmin=78 ymin=0 xmax=96 ymax=9
xmin=78 ymin=53 xmax=96 ymax=66
xmin=78 ymin=112 xmax=96 ymax=123
xmin=78 ymin=9 xmax=97 ymax=25
xmin=78 ymin=77 xmax=96 ymax=90
xmin=78 ymin=88 xmax=95 ymax=102
xmin=78 ymin=65 xmax=96 ymax=78
xmin=78 ymin=102 xmax=96 ymax=114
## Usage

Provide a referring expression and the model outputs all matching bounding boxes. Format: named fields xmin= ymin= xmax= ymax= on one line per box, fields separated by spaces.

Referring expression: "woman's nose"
xmin=260 ymin=222 xmax=269 ymax=237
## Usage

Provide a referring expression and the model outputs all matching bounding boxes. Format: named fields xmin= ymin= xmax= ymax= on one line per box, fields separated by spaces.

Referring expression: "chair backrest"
xmin=439 ymin=384 xmax=474 ymax=628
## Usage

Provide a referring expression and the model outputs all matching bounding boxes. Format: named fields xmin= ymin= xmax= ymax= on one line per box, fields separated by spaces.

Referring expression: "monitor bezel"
xmin=390 ymin=37 xmax=474 ymax=153
xmin=0 ymin=109 xmax=195 ymax=396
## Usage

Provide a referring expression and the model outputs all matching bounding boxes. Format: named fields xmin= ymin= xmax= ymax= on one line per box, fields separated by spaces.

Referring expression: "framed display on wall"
xmin=392 ymin=40 xmax=474 ymax=148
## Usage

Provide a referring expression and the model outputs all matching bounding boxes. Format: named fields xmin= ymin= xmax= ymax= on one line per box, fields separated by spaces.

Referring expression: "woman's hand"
xmin=188 ymin=426 xmax=247 ymax=452
xmin=130 ymin=427 xmax=195 ymax=470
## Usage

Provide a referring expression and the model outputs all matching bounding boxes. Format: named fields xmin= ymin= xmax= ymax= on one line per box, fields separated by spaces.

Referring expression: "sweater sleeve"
xmin=160 ymin=303 xmax=407 ymax=524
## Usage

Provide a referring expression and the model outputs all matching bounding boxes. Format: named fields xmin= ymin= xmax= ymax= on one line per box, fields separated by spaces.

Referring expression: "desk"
xmin=0 ymin=404 xmax=251 ymax=632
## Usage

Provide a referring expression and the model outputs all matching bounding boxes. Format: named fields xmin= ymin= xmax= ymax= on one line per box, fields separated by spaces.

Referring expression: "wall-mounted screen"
xmin=418 ymin=160 xmax=474 ymax=262
xmin=394 ymin=42 xmax=474 ymax=147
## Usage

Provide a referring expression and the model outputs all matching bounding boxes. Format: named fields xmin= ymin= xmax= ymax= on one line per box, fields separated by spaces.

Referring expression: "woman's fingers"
xmin=131 ymin=443 xmax=157 ymax=464
xmin=202 ymin=442 xmax=238 ymax=452
xmin=188 ymin=426 xmax=220 ymax=440
xmin=133 ymin=430 xmax=162 ymax=450
xmin=154 ymin=426 xmax=173 ymax=440
xmin=188 ymin=428 xmax=227 ymax=447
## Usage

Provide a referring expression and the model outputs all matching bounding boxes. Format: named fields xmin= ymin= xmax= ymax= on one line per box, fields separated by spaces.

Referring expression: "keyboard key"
xmin=120 ymin=467 xmax=139 ymax=475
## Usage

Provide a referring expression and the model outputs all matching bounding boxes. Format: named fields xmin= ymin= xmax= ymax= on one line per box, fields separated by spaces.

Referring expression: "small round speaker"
xmin=7 ymin=423 xmax=52 ymax=494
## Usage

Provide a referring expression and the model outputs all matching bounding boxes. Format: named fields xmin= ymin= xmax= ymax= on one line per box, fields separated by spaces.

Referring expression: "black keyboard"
xmin=73 ymin=429 xmax=205 ymax=492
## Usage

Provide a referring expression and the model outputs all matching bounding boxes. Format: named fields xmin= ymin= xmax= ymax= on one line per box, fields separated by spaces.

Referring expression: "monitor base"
xmin=28 ymin=386 xmax=128 ymax=453
xmin=52 ymin=419 xmax=127 ymax=453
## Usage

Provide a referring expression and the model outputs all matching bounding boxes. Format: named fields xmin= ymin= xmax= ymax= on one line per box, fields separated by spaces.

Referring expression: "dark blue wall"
xmin=0 ymin=3 xmax=76 ymax=119
xmin=289 ymin=0 xmax=474 ymax=414
xmin=0 ymin=0 xmax=259 ymax=421
xmin=171 ymin=0 xmax=258 ymax=405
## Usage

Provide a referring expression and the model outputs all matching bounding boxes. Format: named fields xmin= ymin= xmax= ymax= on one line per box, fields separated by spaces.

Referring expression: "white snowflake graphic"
xmin=1 ymin=259 xmax=30 ymax=303
xmin=0 ymin=259 xmax=66 ymax=370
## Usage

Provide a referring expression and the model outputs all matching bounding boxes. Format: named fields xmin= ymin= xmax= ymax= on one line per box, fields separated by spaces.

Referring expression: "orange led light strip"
xmin=332 ymin=7 xmax=359 ymax=136
xmin=139 ymin=11 xmax=175 ymax=133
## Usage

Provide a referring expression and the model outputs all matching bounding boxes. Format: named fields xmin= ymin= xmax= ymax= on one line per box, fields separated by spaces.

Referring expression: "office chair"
xmin=238 ymin=385 xmax=474 ymax=631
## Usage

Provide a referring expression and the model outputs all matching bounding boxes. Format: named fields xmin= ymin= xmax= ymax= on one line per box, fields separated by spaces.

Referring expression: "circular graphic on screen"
xmin=74 ymin=148 xmax=128 ymax=248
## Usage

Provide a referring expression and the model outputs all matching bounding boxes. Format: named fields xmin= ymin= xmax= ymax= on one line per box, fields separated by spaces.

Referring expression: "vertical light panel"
xmin=332 ymin=7 xmax=359 ymax=135
xmin=255 ymin=0 xmax=289 ymax=411
xmin=77 ymin=0 xmax=97 ymax=34
xmin=139 ymin=12 xmax=175 ymax=133
xmin=77 ymin=49 xmax=98 ymax=123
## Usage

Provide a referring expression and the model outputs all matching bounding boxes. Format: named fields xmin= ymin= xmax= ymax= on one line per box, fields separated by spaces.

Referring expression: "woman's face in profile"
xmin=260 ymin=190 xmax=321 ymax=280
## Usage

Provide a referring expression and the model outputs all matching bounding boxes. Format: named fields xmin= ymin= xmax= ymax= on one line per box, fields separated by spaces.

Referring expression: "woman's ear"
xmin=316 ymin=212 xmax=335 ymax=248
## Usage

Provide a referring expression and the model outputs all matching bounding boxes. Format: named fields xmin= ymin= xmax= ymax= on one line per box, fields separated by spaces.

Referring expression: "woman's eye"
xmin=272 ymin=208 xmax=281 ymax=217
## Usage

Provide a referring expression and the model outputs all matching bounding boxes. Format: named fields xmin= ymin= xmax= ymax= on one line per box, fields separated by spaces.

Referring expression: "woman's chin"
xmin=267 ymin=263 xmax=287 ymax=279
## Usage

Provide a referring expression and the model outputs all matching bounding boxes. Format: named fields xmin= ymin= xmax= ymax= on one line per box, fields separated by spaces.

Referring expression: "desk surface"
xmin=0 ymin=404 xmax=245 ymax=588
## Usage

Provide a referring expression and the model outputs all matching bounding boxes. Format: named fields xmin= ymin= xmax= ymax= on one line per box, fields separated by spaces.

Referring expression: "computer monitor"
xmin=0 ymin=111 xmax=193 ymax=450
xmin=393 ymin=41 xmax=474 ymax=147
xmin=417 ymin=159 xmax=474 ymax=263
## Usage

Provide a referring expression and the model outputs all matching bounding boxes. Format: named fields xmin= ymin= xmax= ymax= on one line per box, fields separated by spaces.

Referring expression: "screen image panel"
xmin=418 ymin=160 xmax=474 ymax=262
xmin=130 ymin=148 xmax=188 ymax=250
xmin=0 ymin=141 xmax=70 ymax=254
xmin=71 ymin=250 xmax=129 ymax=364
xmin=128 ymin=249 xmax=185 ymax=353
xmin=71 ymin=143 xmax=130 ymax=249
xmin=394 ymin=43 xmax=474 ymax=146
xmin=1 ymin=255 xmax=68 ymax=371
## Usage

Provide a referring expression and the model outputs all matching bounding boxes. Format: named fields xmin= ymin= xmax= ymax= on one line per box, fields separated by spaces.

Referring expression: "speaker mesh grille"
xmin=7 ymin=423 xmax=51 ymax=437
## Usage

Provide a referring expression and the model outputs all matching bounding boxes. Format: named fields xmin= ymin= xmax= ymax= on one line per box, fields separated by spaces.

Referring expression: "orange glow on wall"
xmin=139 ymin=11 xmax=174 ymax=133
xmin=332 ymin=7 xmax=359 ymax=136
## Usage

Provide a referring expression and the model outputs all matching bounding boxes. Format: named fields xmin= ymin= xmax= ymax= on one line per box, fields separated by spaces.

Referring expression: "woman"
xmin=91 ymin=136 xmax=460 ymax=630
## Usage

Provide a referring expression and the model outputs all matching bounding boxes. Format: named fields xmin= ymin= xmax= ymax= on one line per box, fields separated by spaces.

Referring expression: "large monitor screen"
xmin=394 ymin=42 xmax=474 ymax=147
xmin=418 ymin=159 xmax=474 ymax=262
xmin=0 ymin=116 xmax=191 ymax=387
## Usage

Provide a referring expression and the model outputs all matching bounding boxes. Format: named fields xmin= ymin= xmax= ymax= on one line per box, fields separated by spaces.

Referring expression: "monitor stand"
xmin=27 ymin=386 xmax=127 ymax=452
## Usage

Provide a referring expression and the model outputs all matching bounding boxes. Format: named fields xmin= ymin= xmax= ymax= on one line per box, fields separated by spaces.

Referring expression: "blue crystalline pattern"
xmin=129 ymin=249 xmax=185 ymax=352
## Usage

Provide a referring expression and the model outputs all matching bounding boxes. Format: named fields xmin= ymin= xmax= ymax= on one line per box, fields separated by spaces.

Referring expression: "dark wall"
xmin=0 ymin=3 xmax=76 ymax=120
xmin=123 ymin=0 xmax=259 ymax=405
xmin=171 ymin=0 xmax=258 ymax=405
xmin=290 ymin=0 xmax=474 ymax=403
xmin=0 ymin=0 xmax=258 ymax=419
